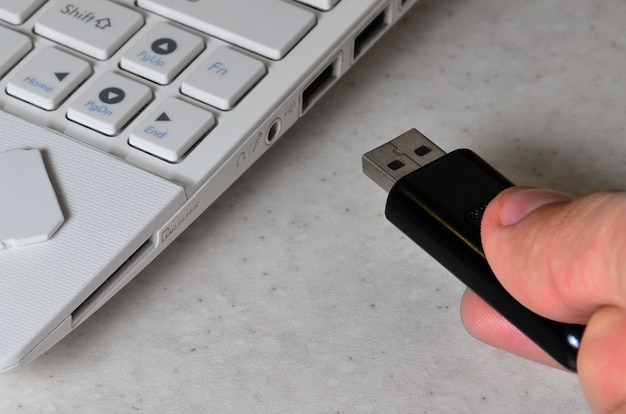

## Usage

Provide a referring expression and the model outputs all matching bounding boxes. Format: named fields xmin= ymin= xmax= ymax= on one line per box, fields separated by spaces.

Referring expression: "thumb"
xmin=481 ymin=187 xmax=626 ymax=324
xmin=578 ymin=305 xmax=626 ymax=413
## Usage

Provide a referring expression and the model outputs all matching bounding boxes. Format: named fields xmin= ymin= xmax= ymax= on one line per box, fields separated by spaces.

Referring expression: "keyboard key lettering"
xmin=182 ymin=47 xmax=266 ymax=110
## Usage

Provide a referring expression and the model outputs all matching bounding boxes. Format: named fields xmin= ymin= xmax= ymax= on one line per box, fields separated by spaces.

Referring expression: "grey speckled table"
xmin=3 ymin=0 xmax=626 ymax=412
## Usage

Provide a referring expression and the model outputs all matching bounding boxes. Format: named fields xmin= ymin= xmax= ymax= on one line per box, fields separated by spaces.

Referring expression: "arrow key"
xmin=121 ymin=23 xmax=204 ymax=85
xmin=68 ymin=72 xmax=152 ymax=136
xmin=7 ymin=47 xmax=91 ymax=110
xmin=130 ymin=98 xmax=215 ymax=162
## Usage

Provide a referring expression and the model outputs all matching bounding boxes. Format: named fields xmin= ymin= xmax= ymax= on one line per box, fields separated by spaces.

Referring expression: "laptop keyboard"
xmin=0 ymin=0 xmax=350 ymax=187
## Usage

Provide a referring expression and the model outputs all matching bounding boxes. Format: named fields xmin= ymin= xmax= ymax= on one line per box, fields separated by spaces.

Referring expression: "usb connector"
xmin=363 ymin=129 xmax=585 ymax=372
xmin=363 ymin=129 xmax=446 ymax=192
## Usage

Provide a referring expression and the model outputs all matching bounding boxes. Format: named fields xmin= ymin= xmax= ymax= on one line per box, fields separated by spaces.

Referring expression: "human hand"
xmin=460 ymin=187 xmax=626 ymax=413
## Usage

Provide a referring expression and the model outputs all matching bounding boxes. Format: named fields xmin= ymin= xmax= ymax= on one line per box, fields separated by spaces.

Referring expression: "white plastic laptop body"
xmin=0 ymin=0 xmax=418 ymax=372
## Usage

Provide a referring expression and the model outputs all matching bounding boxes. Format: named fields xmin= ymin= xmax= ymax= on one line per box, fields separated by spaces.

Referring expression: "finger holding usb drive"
xmin=364 ymin=129 xmax=626 ymax=412
xmin=464 ymin=187 xmax=626 ymax=414
xmin=363 ymin=129 xmax=585 ymax=372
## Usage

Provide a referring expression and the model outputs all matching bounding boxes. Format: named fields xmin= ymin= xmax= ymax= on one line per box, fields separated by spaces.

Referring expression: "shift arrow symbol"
xmin=55 ymin=72 xmax=69 ymax=82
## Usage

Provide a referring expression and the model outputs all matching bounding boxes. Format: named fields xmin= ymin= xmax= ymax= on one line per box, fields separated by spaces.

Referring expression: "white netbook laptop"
xmin=0 ymin=0 xmax=417 ymax=372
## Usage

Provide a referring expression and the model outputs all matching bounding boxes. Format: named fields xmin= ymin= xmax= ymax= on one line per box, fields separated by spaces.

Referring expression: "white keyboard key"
xmin=121 ymin=23 xmax=204 ymax=85
xmin=35 ymin=1 xmax=144 ymax=60
xmin=294 ymin=0 xmax=340 ymax=11
xmin=0 ymin=27 xmax=32 ymax=77
xmin=182 ymin=47 xmax=266 ymax=111
xmin=130 ymin=98 xmax=215 ymax=162
xmin=7 ymin=48 xmax=92 ymax=110
xmin=0 ymin=0 xmax=46 ymax=24
xmin=68 ymin=72 xmax=152 ymax=135
xmin=137 ymin=0 xmax=316 ymax=60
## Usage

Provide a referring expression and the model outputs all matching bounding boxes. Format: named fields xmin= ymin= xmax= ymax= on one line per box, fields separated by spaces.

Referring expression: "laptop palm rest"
xmin=0 ymin=111 xmax=185 ymax=371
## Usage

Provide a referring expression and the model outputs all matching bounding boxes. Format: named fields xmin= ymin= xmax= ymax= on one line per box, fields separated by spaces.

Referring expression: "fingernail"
xmin=500 ymin=188 xmax=573 ymax=226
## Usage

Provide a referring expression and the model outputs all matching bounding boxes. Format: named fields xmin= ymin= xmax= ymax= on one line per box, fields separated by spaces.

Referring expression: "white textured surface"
xmin=3 ymin=0 xmax=626 ymax=412
xmin=0 ymin=110 xmax=184 ymax=369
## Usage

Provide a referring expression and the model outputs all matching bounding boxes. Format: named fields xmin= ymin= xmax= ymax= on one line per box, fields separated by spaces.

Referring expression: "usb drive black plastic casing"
xmin=363 ymin=129 xmax=585 ymax=372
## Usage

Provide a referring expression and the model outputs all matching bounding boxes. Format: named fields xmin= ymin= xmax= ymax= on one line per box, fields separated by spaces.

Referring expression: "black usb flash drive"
xmin=363 ymin=129 xmax=585 ymax=372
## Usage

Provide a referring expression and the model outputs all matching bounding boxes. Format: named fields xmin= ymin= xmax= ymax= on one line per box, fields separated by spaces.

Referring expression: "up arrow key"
xmin=55 ymin=72 xmax=69 ymax=82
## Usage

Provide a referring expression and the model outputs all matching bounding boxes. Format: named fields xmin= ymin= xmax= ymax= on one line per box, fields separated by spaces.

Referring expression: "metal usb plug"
xmin=362 ymin=129 xmax=446 ymax=192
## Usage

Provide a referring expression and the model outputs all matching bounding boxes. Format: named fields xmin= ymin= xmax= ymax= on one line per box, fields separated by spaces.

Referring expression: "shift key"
xmin=35 ymin=1 xmax=144 ymax=60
